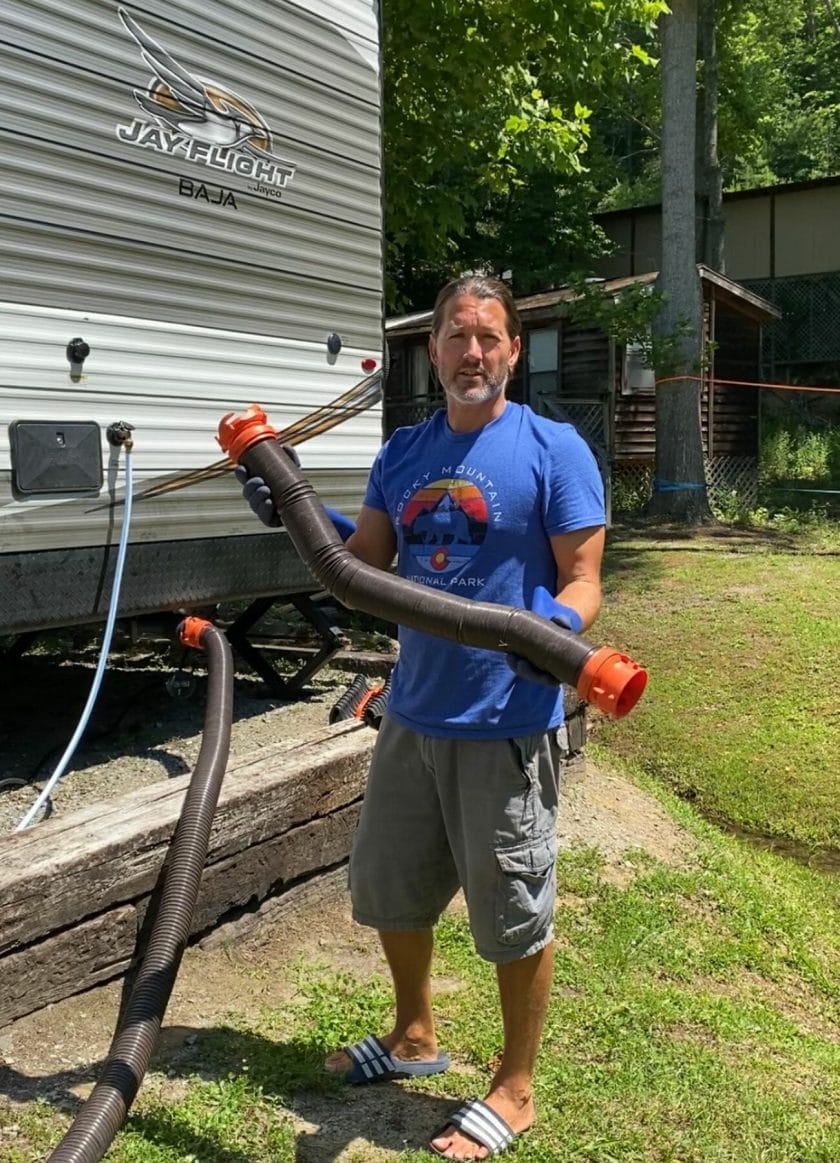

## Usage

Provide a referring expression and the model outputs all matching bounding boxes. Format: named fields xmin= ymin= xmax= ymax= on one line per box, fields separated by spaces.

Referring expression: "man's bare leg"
xmin=430 ymin=942 xmax=554 ymax=1161
xmin=325 ymin=928 xmax=439 ymax=1072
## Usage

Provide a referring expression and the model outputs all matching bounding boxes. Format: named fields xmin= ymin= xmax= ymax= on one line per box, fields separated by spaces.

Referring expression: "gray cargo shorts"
xmin=349 ymin=714 xmax=563 ymax=964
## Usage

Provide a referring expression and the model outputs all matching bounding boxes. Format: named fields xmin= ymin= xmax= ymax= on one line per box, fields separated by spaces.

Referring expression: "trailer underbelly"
xmin=0 ymin=531 xmax=317 ymax=637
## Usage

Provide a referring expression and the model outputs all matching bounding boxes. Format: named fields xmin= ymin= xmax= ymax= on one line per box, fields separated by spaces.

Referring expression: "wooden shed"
xmin=384 ymin=266 xmax=780 ymax=514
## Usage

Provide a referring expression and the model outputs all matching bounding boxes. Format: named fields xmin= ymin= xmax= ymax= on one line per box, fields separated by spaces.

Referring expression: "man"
xmin=240 ymin=275 xmax=605 ymax=1160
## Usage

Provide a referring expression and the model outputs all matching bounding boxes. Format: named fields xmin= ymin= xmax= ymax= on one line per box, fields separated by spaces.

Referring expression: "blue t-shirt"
xmin=363 ymin=401 xmax=606 ymax=739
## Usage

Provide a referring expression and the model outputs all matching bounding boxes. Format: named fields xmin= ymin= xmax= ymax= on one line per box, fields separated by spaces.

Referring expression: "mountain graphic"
xmin=406 ymin=489 xmax=487 ymax=546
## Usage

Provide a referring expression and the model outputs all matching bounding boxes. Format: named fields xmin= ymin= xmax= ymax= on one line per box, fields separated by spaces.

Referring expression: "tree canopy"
xmin=382 ymin=0 xmax=840 ymax=309
xmin=383 ymin=0 xmax=668 ymax=309
xmin=593 ymin=0 xmax=840 ymax=206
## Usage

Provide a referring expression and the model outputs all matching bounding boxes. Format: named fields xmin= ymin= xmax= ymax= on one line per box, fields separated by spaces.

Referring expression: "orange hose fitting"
xmin=216 ymin=403 xmax=279 ymax=463
xmin=576 ymin=647 xmax=648 ymax=720
xmin=354 ymin=684 xmax=383 ymax=719
xmin=178 ymin=616 xmax=213 ymax=650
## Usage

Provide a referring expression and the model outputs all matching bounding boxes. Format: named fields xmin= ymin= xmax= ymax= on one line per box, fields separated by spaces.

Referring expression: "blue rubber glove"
xmin=506 ymin=585 xmax=584 ymax=686
xmin=233 ymin=461 xmax=356 ymax=542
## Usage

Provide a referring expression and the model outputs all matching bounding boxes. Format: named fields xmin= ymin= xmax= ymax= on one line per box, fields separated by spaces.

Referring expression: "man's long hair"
xmin=430 ymin=276 xmax=521 ymax=340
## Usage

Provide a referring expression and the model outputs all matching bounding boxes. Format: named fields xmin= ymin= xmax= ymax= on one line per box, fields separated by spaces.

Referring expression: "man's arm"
xmin=345 ymin=505 xmax=397 ymax=571
xmin=550 ymin=525 xmax=605 ymax=632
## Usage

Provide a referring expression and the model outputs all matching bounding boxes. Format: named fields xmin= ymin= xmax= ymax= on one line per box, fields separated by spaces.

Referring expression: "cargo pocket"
xmin=494 ymin=832 xmax=557 ymax=947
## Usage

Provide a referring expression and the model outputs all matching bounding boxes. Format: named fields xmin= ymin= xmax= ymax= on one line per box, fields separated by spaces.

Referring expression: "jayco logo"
xmin=115 ymin=8 xmax=296 ymax=200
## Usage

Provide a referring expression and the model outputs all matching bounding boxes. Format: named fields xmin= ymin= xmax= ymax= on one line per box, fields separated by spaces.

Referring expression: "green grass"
xmin=595 ymin=524 xmax=840 ymax=854
xmin=0 ymin=1077 xmax=298 ymax=1162
xmin=7 ymin=825 xmax=836 ymax=1162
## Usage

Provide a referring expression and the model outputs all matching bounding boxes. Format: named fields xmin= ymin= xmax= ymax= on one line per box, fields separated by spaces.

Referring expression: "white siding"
xmin=1 ymin=0 xmax=383 ymax=345
xmin=0 ymin=303 xmax=382 ymax=553
xmin=0 ymin=0 xmax=384 ymax=565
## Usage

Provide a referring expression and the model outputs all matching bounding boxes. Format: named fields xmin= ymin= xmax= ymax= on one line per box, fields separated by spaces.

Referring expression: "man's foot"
xmin=325 ymin=1030 xmax=443 ymax=1081
xmin=429 ymin=1087 xmax=534 ymax=1160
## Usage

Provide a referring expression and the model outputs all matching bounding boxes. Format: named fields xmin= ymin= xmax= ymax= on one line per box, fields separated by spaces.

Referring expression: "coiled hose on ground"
xmin=47 ymin=619 xmax=233 ymax=1163
xmin=218 ymin=405 xmax=647 ymax=718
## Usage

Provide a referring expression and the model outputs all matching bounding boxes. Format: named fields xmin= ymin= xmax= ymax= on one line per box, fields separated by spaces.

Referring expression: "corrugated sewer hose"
xmin=46 ymin=619 xmax=233 ymax=1163
xmin=218 ymin=404 xmax=648 ymax=719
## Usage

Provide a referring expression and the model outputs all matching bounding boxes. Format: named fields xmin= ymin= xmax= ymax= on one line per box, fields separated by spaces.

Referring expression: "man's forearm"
xmin=555 ymin=578 xmax=602 ymax=633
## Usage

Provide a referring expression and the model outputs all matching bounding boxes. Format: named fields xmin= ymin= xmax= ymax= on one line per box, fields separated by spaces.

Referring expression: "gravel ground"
xmin=0 ymin=615 xmax=394 ymax=836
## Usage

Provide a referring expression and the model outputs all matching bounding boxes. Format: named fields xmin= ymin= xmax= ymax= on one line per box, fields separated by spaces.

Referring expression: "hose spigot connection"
xmin=217 ymin=403 xmax=279 ymax=463
xmin=106 ymin=420 xmax=135 ymax=452
xmin=178 ymin=616 xmax=214 ymax=650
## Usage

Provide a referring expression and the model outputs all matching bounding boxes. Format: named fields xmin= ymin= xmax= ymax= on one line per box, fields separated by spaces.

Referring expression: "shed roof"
xmin=386 ymin=264 xmax=781 ymax=337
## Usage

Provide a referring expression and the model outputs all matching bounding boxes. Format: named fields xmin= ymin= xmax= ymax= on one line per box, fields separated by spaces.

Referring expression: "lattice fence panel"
xmin=612 ymin=457 xmax=757 ymax=513
xmin=704 ymin=456 xmax=758 ymax=506
xmin=535 ymin=397 xmax=609 ymax=459
xmin=612 ymin=464 xmax=653 ymax=512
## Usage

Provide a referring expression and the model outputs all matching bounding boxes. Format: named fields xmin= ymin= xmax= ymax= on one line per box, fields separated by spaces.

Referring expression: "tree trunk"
xmin=823 ymin=0 xmax=840 ymax=39
xmin=696 ymin=0 xmax=725 ymax=271
xmin=648 ymin=0 xmax=713 ymax=523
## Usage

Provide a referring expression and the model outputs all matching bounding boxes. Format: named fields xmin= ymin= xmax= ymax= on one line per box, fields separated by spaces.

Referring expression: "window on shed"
xmin=622 ymin=341 xmax=656 ymax=393
xmin=527 ymin=326 xmax=561 ymax=399
xmin=409 ymin=343 xmax=432 ymax=397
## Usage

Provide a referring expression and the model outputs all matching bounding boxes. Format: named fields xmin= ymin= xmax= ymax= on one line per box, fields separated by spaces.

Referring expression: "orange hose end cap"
xmin=178 ymin=616 xmax=213 ymax=650
xmin=217 ymin=404 xmax=278 ymax=462
xmin=576 ymin=647 xmax=648 ymax=720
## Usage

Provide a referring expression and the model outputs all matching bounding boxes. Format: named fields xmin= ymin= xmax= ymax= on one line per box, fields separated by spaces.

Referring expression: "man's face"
xmin=429 ymin=294 xmax=521 ymax=408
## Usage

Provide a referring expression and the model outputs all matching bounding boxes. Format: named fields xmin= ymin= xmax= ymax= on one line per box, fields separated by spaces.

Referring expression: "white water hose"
xmin=16 ymin=442 xmax=135 ymax=831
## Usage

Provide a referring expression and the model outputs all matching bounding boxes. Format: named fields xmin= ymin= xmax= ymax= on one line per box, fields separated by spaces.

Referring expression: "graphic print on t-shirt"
xmin=400 ymin=477 xmax=488 ymax=573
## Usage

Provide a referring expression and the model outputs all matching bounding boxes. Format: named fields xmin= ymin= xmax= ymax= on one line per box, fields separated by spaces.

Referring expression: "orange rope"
xmin=654 ymin=374 xmax=840 ymax=394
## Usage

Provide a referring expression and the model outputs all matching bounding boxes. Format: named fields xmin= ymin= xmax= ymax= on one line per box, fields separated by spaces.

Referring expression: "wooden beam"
xmin=0 ymin=721 xmax=371 ymax=954
xmin=0 ymin=721 xmax=374 ymax=1024
xmin=0 ymin=906 xmax=136 ymax=1028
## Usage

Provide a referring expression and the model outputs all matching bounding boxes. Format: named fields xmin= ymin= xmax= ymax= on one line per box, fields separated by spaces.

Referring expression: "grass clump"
xmin=0 ymin=1079 xmax=297 ymax=1162
xmin=425 ymin=837 xmax=839 ymax=1163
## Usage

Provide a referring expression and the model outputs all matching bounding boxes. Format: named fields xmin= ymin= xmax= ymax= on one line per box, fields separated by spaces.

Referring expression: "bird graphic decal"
xmin=118 ymin=7 xmax=274 ymax=156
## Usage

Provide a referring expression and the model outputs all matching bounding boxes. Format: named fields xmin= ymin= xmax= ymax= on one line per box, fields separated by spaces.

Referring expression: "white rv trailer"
xmin=0 ymin=0 xmax=383 ymax=638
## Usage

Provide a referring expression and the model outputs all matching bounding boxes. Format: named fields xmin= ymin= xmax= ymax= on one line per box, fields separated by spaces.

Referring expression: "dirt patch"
xmin=559 ymin=760 xmax=694 ymax=885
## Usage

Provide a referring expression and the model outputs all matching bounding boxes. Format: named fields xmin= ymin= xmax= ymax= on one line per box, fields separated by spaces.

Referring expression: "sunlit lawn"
xmin=595 ymin=522 xmax=840 ymax=854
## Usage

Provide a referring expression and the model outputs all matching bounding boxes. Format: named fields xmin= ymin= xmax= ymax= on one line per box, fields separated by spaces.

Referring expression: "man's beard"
xmin=442 ymin=368 xmax=508 ymax=406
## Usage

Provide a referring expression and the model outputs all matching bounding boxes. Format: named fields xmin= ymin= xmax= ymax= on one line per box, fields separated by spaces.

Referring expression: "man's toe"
xmin=430 ymin=1126 xmax=487 ymax=1161
xmin=323 ymin=1049 xmax=352 ymax=1073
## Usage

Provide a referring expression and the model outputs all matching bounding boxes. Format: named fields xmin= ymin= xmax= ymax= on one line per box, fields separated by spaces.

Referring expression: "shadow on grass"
xmin=0 ymin=1024 xmax=460 ymax=1161
xmin=602 ymin=538 xmax=666 ymax=597
xmin=601 ymin=517 xmax=838 ymax=599
xmin=612 ymin=516 xmax=835 ymax=553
